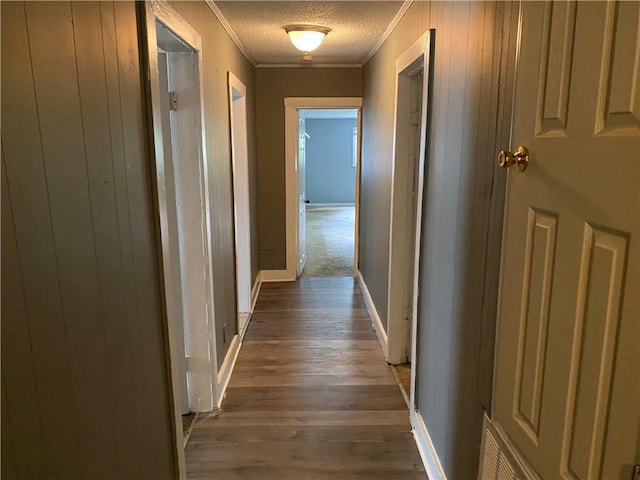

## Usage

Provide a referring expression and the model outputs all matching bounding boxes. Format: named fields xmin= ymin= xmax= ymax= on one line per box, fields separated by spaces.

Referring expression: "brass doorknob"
xmin=498 ymin=145 xmax=529 ymax=172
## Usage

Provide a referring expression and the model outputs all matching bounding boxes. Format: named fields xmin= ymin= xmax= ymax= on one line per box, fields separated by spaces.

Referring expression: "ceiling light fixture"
xmin=284 ymin=25 xmax=331 ymax=54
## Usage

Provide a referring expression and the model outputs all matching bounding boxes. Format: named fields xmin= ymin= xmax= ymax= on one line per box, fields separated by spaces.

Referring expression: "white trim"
xmin=251 ymin=271 xmax=262 ymax=311
xmin=237 ymin=273 xmax=262 ymax=342
xmin=353 ymin=113 xmax=362 ymax=275
xmin=203 ymin=0 xmax=256 ymax=66
xmin=284 ymin=97 xmax=363 ymax=108
xmin=411 ymin=409 xmax=447 ymax=480
xmin=228 ymin=71 xmax=253 ymax=332
xmin=362 ymin=0 xmax=414 ymax=65
xmin=215 ymin=334 xmax=241 ymax=409
xmin=144 ymin=3 xmax=215 ymax=478
xmin=357 ymin=271 xmax=389 ymax=359
xmin=387 ymin=31 xmax=431 ymax=366
xmin=261 ymin=269 xmax=296 ymax=282
xmin=202 ymin=0 xmax=413 ymax=68
xmin=237 ymin=313 xmax=251 ymax=340
xmin=284 ymin=97 xmax=363 ymax=280
xmin=256 ymin=63 xmax=363 ymax=68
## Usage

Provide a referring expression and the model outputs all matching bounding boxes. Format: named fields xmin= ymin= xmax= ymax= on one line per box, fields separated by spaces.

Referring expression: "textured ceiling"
xmin=213 ymin=1 xmax=407 ymax=65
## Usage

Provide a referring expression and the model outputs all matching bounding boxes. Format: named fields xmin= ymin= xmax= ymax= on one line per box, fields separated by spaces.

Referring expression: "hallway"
xmin=185 ymin=277 xmax=426 ymax=479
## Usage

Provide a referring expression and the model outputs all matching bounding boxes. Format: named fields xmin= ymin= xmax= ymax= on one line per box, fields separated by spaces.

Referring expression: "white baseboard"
xmin=220 ymin=272 xmax=262 ymax=406
xmin=356 ymin=270 xmax=389 ymax=359
xmin=411 ymin=409 xmax=447 ymax=480
xmin=238 ymin=312 xmax=251 ymax=341
xmin=238 ymin=273 xmax=263 ymax=342
xmin=251 ymin=271 xmax=262 ymax=309
xmin=215 ymin=334 xmax=241 ymax=408
xmin=261 ymin=269 xmax=296 ymax=282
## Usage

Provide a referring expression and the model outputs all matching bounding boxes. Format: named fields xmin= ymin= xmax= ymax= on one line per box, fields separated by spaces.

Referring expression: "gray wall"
xmin=1 ymin=1 xmax=260 ymax=477
xmin=168 ymin=1 xmax=258 ymax=367
xmin=359 ymin=2 xmax=518 ymax=478
xmin=305 ymin=118 xmax=357 ymax=204
xmin=255 ymin=67 xmax=362 ymax=270
xmin=1 ymin=2 xmax=175 ymax=477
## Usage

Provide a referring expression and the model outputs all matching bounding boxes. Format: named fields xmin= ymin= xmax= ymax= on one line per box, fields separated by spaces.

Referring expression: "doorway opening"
xmin=144 ymin=3 xmax=219 ymax=475
xmin=283 ymin=97 xmax=363 ymax=281
xmin=298 ymin=108 xmax=359 ymax=277
xmin=228 ymin=73 xmax=252 ymax=338
xmin=385 ymin=32 xmax=432 ymax=416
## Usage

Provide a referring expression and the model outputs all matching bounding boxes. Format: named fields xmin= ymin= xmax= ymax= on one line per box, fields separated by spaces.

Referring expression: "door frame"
xmin=399 ymin=30 xmax=440 ymax=472
xmin=283 ymin=97 xmax=363 ymax=280
xmin=227 ymin=71 xmax=252 ymax=338
xmin=143 ymin=2 xmax=219 ymax=477
xmin=387 ymin=31 xmax=432 ymax=368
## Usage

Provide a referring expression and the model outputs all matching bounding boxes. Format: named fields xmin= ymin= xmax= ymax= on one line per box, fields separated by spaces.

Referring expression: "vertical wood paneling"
xmin=452 ymin=4 xmax=495 ymax=477
xmin=1 ymin=2 xmax=81 ymax=476
xmin=1 ymin=380 xmax=18 ymax=480
xmin=360 ymin=1 xmax=517 ymax=478
xmin=72 ymin=2 xmax=144 ymax=476
xmin=422 ymin=0 xmax=445 ymax=436
xmin=478 ymin=0 xmax=520 ymax=416
xmin=1 ymin=155 xmax=48 ymax=478
xmin=25 ymin=2 xmax=117 ymax=475
xmin=1 ymin=1 xmax=175 ymax=477
xmin=112 ymin=2 xmax=175 ymax=476
xmin=99 ymin=3 xmax=149 ymax=476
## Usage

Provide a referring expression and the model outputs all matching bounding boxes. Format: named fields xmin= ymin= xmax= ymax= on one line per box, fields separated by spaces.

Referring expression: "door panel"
xmin=596 ymin=1 xmax=640 ymax=133
xmin=158 ymin=51 xmax=189 ymax=415
xmin=494 ymin=1 xmax=639 ymax=479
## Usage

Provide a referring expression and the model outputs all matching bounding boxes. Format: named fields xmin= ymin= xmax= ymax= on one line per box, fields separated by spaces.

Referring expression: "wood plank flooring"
xmin=185 ymin=277 xmax=427 ymax=479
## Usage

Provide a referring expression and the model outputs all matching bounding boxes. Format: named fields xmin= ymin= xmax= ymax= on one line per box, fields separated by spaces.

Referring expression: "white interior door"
xmin=493 ymin=2 xmax=639 ymax=479
xmin=158 ymin=51 xmax=189 ymax=415
xmin=298 ymin=117 xmax=307 ymax=276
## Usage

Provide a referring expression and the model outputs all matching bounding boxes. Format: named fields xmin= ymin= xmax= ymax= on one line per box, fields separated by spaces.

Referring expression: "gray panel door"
xmin=494 ymin=2 xmax=639 ymax=479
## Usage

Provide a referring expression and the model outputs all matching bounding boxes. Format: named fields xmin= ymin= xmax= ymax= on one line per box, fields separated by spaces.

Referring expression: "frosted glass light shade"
xmin=285 ymin=25 xmax=330 ymax=53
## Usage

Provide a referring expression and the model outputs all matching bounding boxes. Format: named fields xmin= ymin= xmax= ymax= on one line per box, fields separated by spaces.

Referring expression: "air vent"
xmin=478 ymin=414 xmax=537 ymax=480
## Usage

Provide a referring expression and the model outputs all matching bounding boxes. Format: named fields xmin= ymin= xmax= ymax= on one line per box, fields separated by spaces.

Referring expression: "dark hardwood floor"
xmin=185 ymin=277 xmax=427 ymax=479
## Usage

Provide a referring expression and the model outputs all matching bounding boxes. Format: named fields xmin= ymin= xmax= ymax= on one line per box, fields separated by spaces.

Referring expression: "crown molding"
xmin=362 ymin=0 xmax=413 ymax=66
xmin=205 ymin=0 xmax=412 ymax=69
xmin=204 ymin=0 xmax=257 ymax=66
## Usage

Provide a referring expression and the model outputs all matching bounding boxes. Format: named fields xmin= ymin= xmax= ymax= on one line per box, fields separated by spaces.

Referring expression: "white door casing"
xmin=144 ymin=2 xmax=220 ymax=477
xmin=387 ymin=31 xmax=431 ymax=367
xmin=228 ymin=72 xmax=252 ymax=335
xmin=282 ymin=97 xmax=363 ymax=281
xmin=492 ymin=2 xmax=639 ymax=479
xmin=157 ymin=51 xmax=189 ymax=416
xmin=298 ymin=117 xmax=307 ymax=276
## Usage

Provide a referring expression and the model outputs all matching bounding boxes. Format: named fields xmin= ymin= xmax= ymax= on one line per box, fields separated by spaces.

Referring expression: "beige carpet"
xmin=301 ymin=206 xmax=355 ymax=277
